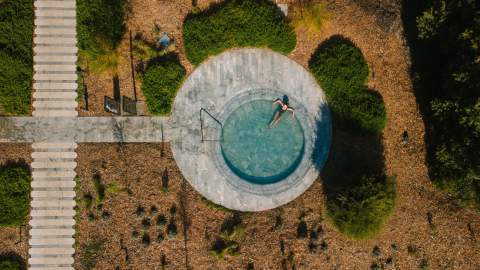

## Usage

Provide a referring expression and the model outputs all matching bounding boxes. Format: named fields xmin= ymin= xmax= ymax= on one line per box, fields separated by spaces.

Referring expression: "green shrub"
xmin=326 ymin=175 xmax=396 ymax=239
xmin=0 ymin=161 xmax=31 ymax=227
xmin=77 ymin=0 xmax=126 ymax=73
xmin=403 ymin=0 xmax=480 ymax=209
xmin=309 ymin=36 xmax=386 ymax=133
xmin=0 ymin=0 xmax=33 ymax=115
xmin=0 ymin=260 xmax=22 ymax=270
xmin=183 ymin=0 xmax=296 ymax=65
xmin=141 ymin=54 xmax=186 ymax=115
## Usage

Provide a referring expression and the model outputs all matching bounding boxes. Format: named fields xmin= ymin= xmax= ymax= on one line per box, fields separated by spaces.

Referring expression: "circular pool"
xmin=221 ymin=100 xmax=305 ymax=184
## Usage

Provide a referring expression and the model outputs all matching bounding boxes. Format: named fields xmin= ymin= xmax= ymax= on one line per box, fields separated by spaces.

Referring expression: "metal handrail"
xmin=200 ymin=108 xmax=223 ymax=142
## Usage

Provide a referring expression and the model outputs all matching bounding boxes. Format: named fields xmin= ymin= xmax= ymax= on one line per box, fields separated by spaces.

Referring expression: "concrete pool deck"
xmin=170 ymin=49 xmax=331 ymax=211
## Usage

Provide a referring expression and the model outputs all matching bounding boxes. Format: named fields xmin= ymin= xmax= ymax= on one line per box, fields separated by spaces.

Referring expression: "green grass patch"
xmin=0 ymin=161 xmax=31 ymax=227
xmin=77 ymin=0 xmax=126 ymax=73
xmin=141 ymin=54 xmax=186 ymax=115
xmin=309 ymin=35 xmax=386 ymax=133
xmin=183 ymin=0 xmax=296 ymax=66
xmin=0 ymin=0 xmax=33 ymax=115
xmin=326 ymin=175 xmax=396 ymax=239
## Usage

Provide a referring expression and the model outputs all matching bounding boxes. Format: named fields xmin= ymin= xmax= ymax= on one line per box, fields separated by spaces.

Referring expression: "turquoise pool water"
xmin=221 ymin=100 xmax=305 ymax=184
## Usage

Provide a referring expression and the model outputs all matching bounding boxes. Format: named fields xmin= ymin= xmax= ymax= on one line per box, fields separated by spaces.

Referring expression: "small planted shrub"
xmin=183 ymin=0 xmax=296 ymax=65
xmin=210 ymin=213 xmax=245 ymax=259
xmin=101 ymin=211 xmax=110 ymax=220
xmin=132 ymin=230 xmax=140 ymax=240
xmin=167 ymin=220 xmax=177 ymax=238
xmin=309 ymin=35 xmax=386 ymax=133
xmin=326 ymin=175 xmax=396 ymax=239
xmin=296 ymin=220 xmax=308 ymax=239
xmin=80 ymin=239 xmax=104 ymax=270
xmin=372 ymin=246 xmax=381 ymax=257
xmin=0 ymin=161 xmax=31 ymax=227
xmin=142 ymin=218 xmax=151 ymax=230
xmin=0 ymin=0 xmax=33 ymax=115
xmin=141 ymin=54 xmax=186 ymax=115
xmin=150 ymin=206 xmax=158 ymax=214
xmin=136 ymin=206 xmax=145 ymax=218
xmin=157 ymin=232 xmax=164 ymax=243
xmin=156 ymin=214 xmax=167 ymax=228
xmin=142 ymin=233 xmax=150 ymax=247
xmin=210 ymin=238 xmax=240 ymax=260
xmin=419 ymin=258 xmax=429 ymax=270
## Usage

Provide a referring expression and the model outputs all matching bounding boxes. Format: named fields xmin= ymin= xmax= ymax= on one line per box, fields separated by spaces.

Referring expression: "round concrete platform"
xmin=170 ymin=48 xmax=331 ymax=211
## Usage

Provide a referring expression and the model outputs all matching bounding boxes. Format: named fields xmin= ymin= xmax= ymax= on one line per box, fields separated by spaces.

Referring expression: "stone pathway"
xmin=28 ymin=0 xmax=78 ymax=268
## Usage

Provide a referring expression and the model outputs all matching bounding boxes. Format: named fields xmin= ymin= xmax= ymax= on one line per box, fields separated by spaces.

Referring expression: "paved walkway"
xmin=29 ymin=0 xmax=78 ymax=268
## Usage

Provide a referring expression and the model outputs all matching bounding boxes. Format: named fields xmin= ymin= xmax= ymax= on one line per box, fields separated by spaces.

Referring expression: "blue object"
xmin=221 ymin=100 xmax=305 ymax=184
xmin=158 ymin=33 xmax=171 ymax=48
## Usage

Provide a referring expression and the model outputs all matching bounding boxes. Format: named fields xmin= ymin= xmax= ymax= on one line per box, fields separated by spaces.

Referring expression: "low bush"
xmin=0 ymin=253 xmax=25 ymax=270
xmin=326 ymin=175 xmax=396 ymax=239
xmin=309 ymin=35 xmax=386 ymax=133
xmin=141 ymin=54 xmax=186 ymax=115
xmin=0 ymin=0 xmax=33 ymax=115
xmin=183 ymin=0 xmax=296 ymax=65
xmin=0 ymin=161 xmax=31 ymax=227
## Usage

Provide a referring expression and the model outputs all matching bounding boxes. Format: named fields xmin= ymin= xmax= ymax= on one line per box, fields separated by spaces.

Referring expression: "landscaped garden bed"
xmin=72 ymin=143 xmax=480 ymax=269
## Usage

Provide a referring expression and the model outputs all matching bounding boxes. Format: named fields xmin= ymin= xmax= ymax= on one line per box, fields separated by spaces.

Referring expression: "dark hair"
xmin=282 ymin=95 xmax=289 ymax=105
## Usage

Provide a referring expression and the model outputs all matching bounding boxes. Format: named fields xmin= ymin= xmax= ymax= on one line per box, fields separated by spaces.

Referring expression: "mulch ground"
xmin=0 ymin=144 xmax=32 ymax=266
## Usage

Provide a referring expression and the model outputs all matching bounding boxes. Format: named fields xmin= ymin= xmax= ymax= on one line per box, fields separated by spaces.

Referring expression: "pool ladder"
xmin=200 ymin=108 xmax=223 ymax=142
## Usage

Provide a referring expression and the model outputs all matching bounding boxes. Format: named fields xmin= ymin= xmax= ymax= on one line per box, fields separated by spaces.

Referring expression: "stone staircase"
xmin=29 ymin=142 xmax=77 ymax=270
xmin=33 ymin=0 xmax=78 ymax=118
xmin=29 ymin=0 xmax=78 ymax=269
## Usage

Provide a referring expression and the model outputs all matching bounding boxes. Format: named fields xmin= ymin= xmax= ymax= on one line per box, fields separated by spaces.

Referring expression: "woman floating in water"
xmin=268 ymin=95 xmax=295 ymax=127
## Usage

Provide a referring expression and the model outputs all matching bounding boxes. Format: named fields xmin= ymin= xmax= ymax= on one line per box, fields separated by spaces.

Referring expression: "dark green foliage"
xmin=156 ymin=214 xmax=167 ymax=228
xmin=296 ymin=220 xmax=307 ymax=239
xmin=403 ymin=0 xmax=480 ymax=209
xmin=80 ymin=239 xmax=104 ymax=270
xmin=167 ymin=221 xmax=177 ymax=238
xmin=326 ymin=175 xmax=396 ymax=239
xmin=0 ymin=260 xmax=21 ymax=270
xmin=0 ymin=253 xmax=25 ymax=270
xmin=183 ymin=0 xmax=296 ymax=65
xmin=136 ymin=206 xmax=145 ymax=218
xmin=131 ymin=230 xmax=139 ymax=239
xmin=0 ymin=161 xmax=31 ymax=227
xmin=313 ymin=36 xmax=394 ymax=238
xmin=77 ymin=0 xmax=126 ymax=53
xmin=372 ymin=246 xmax=381 ymax=257
xmin=142 ymin=233 xmax=150 ymax=247
xmin=309 ymin=36 xmax=386 ymax=133
xmin=0 ymin=0 xmax=33 ymax=114
xmin=141 ymin=54 xmax=186 ymax=115
xmin=142 ymin=218 xmax=151 ymax=230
